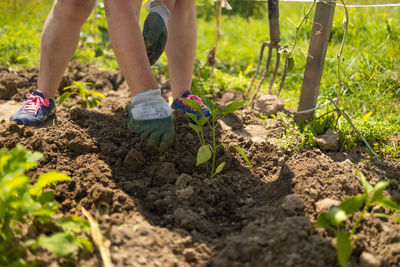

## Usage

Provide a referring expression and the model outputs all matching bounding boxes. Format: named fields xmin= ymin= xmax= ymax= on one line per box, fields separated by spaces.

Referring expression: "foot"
xmin=10 ymin=91 xmax=56 ymax=126
xmin=143 ymin=2 xmax=169 ymax=65
xmin=171 ymin=91 xmax=212 ymax=119
xmin=126 ymin=89 xmax=175 ymax=152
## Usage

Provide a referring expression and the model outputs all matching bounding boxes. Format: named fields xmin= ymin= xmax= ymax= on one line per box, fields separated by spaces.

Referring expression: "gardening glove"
xmin=143 ymin=0 xmax=169 ymax=65
xmin=126 ymin=89 xmax=175 ymax=152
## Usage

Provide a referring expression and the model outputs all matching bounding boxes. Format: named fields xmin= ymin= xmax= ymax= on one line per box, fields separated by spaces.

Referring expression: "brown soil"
xmin=1 ymin=62 xmax=399 ymax=267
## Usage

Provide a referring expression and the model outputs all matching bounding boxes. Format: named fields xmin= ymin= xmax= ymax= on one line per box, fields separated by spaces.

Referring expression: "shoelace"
xmin=22 ymin=94 xmax=50 ymax=115
xmin=182 ymin=94 xmax=206 ymax=109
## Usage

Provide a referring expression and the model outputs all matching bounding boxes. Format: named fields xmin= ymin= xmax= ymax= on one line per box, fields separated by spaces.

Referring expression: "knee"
xmin=172 ymin=0 xmax=195 ymax=20
xmin=104 ymin=0 xmax=142 ymax=19
xmin=53 ymin=0 xmax=95 ymax=22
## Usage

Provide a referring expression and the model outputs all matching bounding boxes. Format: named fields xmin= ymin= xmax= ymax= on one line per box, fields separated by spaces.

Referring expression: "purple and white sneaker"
xmin=171 ymin=90 xmax=211 ymax=120
xmin=10 ymin=90 xmax=55 ymax=126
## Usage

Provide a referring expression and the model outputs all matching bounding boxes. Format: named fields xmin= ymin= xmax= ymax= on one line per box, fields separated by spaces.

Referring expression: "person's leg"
xmin=39 ymin=0 xmax=96 ymax=98
xmin=104 ymin=0 xmax=158 ymax=96
xmin=10 ymin=0 xmax=95 ymax=125
xmin=165 ymin=0 xmax=196 ymax=99
xmin=104 ymin=0 xmax=175 ymax=151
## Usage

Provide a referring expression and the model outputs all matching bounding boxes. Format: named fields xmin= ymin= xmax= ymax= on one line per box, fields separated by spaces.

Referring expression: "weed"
xmin=317 ymin=170 xmax=400 ymax=267
xmin=182 ymin=98 xmax=251 ymax=178
xmin=0 ymin=144 xmax=91 ymax=266
xmin=59 ymin=81 xmax=105 ymax=109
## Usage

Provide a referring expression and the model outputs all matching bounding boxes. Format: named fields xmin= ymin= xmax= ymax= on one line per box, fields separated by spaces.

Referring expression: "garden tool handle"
xmin=268 ymin=0 xmax=281 ymax=45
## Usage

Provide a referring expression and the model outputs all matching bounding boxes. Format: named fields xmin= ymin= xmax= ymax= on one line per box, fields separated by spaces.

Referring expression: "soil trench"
xmin=1 ymin=62 xmax=399 ymax=267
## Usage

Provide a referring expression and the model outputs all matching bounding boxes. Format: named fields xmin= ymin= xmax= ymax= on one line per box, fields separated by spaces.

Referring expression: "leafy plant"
xmin=317 ymin=170 xmax=400 ymax=267
xmin=59 ymin=81 xmax=105 ymax=109
xmin=0 ymin=144 xmax=91 ymax=266
xmin=182 ymin=98 xmax=252 ymax=178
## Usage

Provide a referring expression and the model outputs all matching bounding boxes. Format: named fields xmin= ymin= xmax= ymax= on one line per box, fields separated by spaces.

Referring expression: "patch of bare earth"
xmin=1 ymin=63 xmax=399 ymax=266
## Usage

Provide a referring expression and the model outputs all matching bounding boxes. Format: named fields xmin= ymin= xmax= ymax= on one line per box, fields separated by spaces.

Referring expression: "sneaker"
xmin=10 ymin=90 xmax=56 ymax=126
xmin=171 ymin=91 xmax=211 ymax=119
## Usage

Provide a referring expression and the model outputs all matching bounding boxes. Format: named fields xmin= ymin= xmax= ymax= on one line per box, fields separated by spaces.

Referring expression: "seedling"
xmin=317 ymin=170 xmax=400 ymax=267
xmin=182 ymin=98 xmax=252 ymax=178
xmin=59 ymin=80 xmax=105 ymax=108
xmin=0 ymin=144 xmax=91 ymax=266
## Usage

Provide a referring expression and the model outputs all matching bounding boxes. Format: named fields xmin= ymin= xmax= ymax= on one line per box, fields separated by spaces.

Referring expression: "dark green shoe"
xmin=143 ymin=12 xmax=168 ymax=65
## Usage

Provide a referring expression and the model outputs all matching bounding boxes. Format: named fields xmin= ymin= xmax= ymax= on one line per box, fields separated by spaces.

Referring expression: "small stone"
xmin=308 ymin=188 xmax=319 ymax=200
xmin=183 ymin=248 xmax=197 ymax=261
xmin=176 ymin=186 xmax=194 ymax=200
xmin=254 ymin=94 xmax=285 ymax=117
xmin=315 ymin=198 xmax=340 ymax=213
xmin=315 ymin=129 xmax=339 ymax=151
xmin=281 ymin=194 xmax=305 ymax=212
xmin=175 ymin=173 xmax=193 ymax=186
xmin=360 ymin=252 xmax=382 ymax=267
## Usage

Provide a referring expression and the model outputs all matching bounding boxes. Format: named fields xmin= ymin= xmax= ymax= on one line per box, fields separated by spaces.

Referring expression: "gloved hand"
xmin=126 ymin=89 xmax=175 ymax=152
xmin=143 ymin=1 xmax=169 ymax=65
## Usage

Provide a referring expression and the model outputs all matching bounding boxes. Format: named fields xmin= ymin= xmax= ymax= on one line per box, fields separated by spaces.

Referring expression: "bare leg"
xmin=104 ymin=0 xmax=159 ymax=96
xmin=165 ymin=0 xmax=196 ymax=99
xmin=39 ymin=0 xmax=96 ymax=98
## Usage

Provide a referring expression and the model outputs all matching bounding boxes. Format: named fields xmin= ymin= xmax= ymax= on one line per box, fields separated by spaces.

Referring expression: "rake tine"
xmin=268 ymin=49 xmax=281 ymax=94
xmin=276 ymin=55 xmax=289 ymax=97
xmin=245 ymin=41 xmax=269 ymax=98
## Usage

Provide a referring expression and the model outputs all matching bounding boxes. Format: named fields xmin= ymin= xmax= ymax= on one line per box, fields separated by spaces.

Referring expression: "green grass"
xmin=1 ymin=1 xmax=399 ymax=157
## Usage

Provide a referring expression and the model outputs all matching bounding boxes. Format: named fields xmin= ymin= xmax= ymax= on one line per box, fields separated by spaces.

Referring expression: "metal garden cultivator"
xmin=245 ymin=0 xmax=289 ymax=106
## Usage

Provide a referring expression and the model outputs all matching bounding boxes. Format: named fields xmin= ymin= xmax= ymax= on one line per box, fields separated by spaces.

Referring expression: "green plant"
xmin=59 ymin=81 xmax=105 ymax=108
xmin=0 ymin=144 xmax=91 ymax=266
xmin=317 ymin=170 xmax=400 ymax=267
xmin=182 ymin=98 xmax=252 ymax=178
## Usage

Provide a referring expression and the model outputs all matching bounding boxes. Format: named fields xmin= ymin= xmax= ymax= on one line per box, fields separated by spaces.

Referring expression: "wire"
xmin=245 ymin=0 xmax=400 ymax=7
xmin=280 ymin=0 xmax=400 ymax=7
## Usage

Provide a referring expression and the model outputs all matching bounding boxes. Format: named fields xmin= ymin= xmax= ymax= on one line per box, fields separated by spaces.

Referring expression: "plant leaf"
xmin=317 ymin=212 xmax=331 ymax=228
xmin=185 ymin=112 xmax=198 ymax=123
xmin=334 ymin=231 xmax=352 ymax=267
xmin=214 ymin=162 xmax=226 ymax=176
xmin=328 ymin=207 xmax=348 ymax=227
xmin=222 ymin=100 xmax=245 ymax=116
xmin=35 ymin=232 xmax=80 ymax=257
xmin=356 ymin=170 xmax=373 ymax=194
xmin=362 ymin=111 xmax=373 ymax=121
xmin=203 ymin=97 xmax=215 ymax=110
xmin=30 ymin=172 xmax=71 ymax=197
xmin=233 ymin=146 xmax=252 ymax=167
xmin=375 ymin=197 xmax=400 ymax=211
xmin=339 ymin=194 xmax=366 ymax=215
xmin=373 ymin=213 xmax=400 ymax=223
xmin=196 ymin=145 xmax=212 ymax=166
xmin=59 ymin=92 xmax=73 ymax=105
xmin=211 ymin=107 xmax=220 ymax=120
xmin=189 ymin=123 xmax=201 ymax=134
xmin=182 ymin=99 xmax=203 ymax=114
xmin=91 ymin=91 xmax=106 ymax=98
xmin=287 ymin=57 xmax=295 ymax=72
xmin=370 ymin=181 xmax=389 ymax=203
xmin=55 ymin=216 xmax=90 ymax=234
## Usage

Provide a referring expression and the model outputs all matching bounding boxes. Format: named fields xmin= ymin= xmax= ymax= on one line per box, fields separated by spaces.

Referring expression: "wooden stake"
xmin=295 ymin=0 xmax=336 ymax=122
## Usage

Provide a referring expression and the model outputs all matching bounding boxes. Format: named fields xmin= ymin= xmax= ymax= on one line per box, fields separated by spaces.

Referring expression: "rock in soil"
xmin=315 ymin=129 xmax=339 ymax=151
xmin=360 ymin=252 xmax=382 ymax=267
xmin=254 ymin=94 xmax=284 ymax=116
